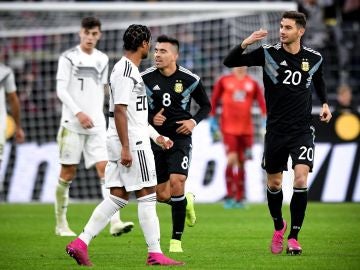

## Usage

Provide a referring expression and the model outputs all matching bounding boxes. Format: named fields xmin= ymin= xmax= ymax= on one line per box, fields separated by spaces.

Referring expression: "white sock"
xmin=79 ymin=195 xmax=127 ymax=245
xmin=138 ymin=193 xmax=162 ymax=253
xmin=100 ymin=178 xmax=122 ymax=225
xmin=55 ymin=178 xmax=71 ymax=225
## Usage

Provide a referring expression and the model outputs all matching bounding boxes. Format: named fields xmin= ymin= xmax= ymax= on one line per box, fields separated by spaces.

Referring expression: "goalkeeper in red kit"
xmin=209 ymin=66 xmax=266 ymax=209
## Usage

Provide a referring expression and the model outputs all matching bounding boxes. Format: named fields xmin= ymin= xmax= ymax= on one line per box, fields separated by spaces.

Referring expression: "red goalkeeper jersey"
xmin=210 ymin=73 xmax=266 ymax=135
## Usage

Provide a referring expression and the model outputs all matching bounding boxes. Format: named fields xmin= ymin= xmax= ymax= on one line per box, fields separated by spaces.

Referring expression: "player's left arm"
xmin=148 ymin=124 xmax=173 ymax=150
xmin=313 ymin=62 xmax=332 ymax=123
xmin=190 ymin=80 xmax=211 ymax=124
xmin=176 ymin=80 xmax=211 ymax=135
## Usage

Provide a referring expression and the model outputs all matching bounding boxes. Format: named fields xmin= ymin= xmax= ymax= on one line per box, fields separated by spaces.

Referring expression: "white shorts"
xmin=57 ymin=126 xmax=107 ymax=169
xmin=105 ymin=146 xmax=157 ymax=192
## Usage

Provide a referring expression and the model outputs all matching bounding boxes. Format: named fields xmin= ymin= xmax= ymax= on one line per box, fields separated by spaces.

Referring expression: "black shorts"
xmin=152 ymin=137 xmax=192 ymax=184
xmin=262 ymin=127 xmax=315 ymax=174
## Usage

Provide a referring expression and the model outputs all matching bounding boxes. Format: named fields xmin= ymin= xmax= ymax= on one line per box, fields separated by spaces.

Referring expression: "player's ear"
xmin=299 ymin=27 xmax=305 ymax=37
xmin=97 ymin=31 xmax=102 ymax=40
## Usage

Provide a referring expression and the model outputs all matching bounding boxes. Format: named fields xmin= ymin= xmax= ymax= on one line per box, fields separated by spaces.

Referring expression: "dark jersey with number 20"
xmin=224 ymin=43 xmax=328 ymax=135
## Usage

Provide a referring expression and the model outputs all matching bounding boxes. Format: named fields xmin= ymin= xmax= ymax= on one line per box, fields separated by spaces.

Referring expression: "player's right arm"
xmin=5 ymin=70 xmax=25 ymax=143
xmin=223 ymin=29 xmax=267 ymax=68
xmin=56 ymin=55 xmax=93 ymax=129
xmin=241 ymin=28 xmax=268 ymax=49
xmin=110 ymin=65 xmax=134 ymax=167
xmin=7 ymin=92 xmax=25 ymax=143
xmin=114 ymin=103 xmax=132 ymax=167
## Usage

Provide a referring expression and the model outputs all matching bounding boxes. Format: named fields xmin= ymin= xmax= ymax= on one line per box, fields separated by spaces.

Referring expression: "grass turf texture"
xmin=0 ymin=202 xmax=359 ymax=269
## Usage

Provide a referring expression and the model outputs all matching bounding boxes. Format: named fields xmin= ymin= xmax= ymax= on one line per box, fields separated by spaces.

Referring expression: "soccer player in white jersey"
xmin=65 ymin=24 xmax=184 ymax=267
xmin=0 ymin=63 xmax=25 ymax=168
xmin=54 ymin=17 xmax=133 ymax=237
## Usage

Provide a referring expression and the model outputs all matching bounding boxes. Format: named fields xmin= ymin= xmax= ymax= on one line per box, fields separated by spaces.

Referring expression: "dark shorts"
xmin=152 ymin=137 xmax=192 ymax=184
xmin=261 ymin=127 xmax=315 ymax=174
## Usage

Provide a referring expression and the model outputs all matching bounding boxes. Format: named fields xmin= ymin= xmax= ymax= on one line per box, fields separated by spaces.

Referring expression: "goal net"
xmin=0 ymin=1 xmax=296 ymax=202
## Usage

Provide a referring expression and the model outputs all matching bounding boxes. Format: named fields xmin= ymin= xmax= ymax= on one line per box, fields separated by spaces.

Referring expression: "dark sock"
xmin=267 ymin=186 xmax=284 ymax=231
xmin=171 ymin=195 xmax=186 ymax=240
xmin=288 ymin=187 xmax=308 ymax=240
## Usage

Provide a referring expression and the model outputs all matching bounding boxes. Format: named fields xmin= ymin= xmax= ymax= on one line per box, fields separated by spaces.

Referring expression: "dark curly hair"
xmin=123 ymin=24 xmax=151 ymax=52
xmin=81 ymin=17 xmax=101 ymax=30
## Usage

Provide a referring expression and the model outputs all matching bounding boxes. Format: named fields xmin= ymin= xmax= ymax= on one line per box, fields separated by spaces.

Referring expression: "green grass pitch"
xmin=0 ymin=202 xmax=359 ymax=269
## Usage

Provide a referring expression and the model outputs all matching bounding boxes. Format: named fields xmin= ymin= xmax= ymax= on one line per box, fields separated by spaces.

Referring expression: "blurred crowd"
xmin=0 ymin=0 xmax=359 ymax=144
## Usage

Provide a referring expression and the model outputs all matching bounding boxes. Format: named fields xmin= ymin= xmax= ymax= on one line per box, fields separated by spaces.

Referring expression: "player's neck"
xmin=234 ymin=73 xmax=246 ymax=80
xmin=124 ymin=52 xmax=142 ymax=67
xmin=79 ymin=45 xmax=94 ymax=55
xmin=159 ymin=65 xmax=177 ymax=77
xmin=282 ymin=41 xmax=301 ymax=54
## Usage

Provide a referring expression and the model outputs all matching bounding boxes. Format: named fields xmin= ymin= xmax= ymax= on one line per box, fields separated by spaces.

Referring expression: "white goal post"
xmin=0 ymin=1 xmax=297 ymax=202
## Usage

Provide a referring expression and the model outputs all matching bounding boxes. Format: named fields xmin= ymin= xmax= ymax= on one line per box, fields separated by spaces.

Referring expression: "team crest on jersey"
xmin=174 ymin=80 xmax=183 ymax=93
xmin=301 ymin=59 xmax=310 ymax=71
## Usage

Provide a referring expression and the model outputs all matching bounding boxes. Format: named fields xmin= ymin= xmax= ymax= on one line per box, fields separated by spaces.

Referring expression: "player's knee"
xmin=227 ymin=153 xmax=238 ymax=165
xmin=170 ymin=176 xmax=186 ymax=193
xmin=267 ymin=174 xmax=282 ymax=190
xmin=157 ymin=194 xmax=171 ymax=203
xmin=60 ymin=165 xmax=77 ymax=180
xmin=293 ymin=175 xmax=307 ymax=188
xmin=95 ymin=162 xmax=106 ymax=178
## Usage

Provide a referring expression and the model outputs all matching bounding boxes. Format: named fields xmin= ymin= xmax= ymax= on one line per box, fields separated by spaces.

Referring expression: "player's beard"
xmin=142 ymin=51 xmax=149 ymax=59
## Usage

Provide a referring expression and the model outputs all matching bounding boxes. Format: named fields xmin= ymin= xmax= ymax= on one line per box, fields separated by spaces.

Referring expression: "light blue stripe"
xmin=264 ymin=49 xmax=279 ymax=84
xmin=181 ymin=80 xmax=199 ymax=110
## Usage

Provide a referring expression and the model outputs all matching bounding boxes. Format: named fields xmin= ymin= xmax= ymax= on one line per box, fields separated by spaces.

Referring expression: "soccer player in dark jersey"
xmin=224 ymin=11 xmax=332 ymax=255
xmin=142 ymin=35 xmax=211 ymax=253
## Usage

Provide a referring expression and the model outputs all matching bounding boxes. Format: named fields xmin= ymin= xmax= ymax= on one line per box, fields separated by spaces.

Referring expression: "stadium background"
xmin=0 ymin=1 xmax=359 ymax=203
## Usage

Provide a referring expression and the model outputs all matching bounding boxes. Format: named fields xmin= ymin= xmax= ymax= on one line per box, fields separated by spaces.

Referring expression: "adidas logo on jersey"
xmin=153 ymin=85 xmax=160 ymax=90
xmin=280 ymin=60 xmax=288 ymax=66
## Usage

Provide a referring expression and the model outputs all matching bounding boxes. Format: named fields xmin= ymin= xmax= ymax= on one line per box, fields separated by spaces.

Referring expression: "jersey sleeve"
xmin=56 ymin=55 xmax=82 ymax=115
xmin=111 ymin=76 xmax=134 ymax=105
xmin=101 ymin=64 xmax=109 ymax=85
xmin=56 ymin=55 xmax=71 ymax=81
xmin=223 ymin=44 xmax=265 ymax=68
xmin=191 ymin=79 xmax=211 ymax=123
xmin=4 ymin=69 xmax=17 ymax=93
xmin=210 ymin=77 xmax=224 ymax=116
xmin=312 ymin=60 xmax=328 ymax=104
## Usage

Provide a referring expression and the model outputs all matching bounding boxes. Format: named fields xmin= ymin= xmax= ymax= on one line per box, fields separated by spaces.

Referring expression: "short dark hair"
xmin=81 ymin=17 xmax=101 ymax=30
xmin=123 ymin=24 xmax=151 ymax=52
xmin=282 ymin=11 xmax=306 ymax=28
xmin=157 ymin=35 xmax=180 ymax=52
